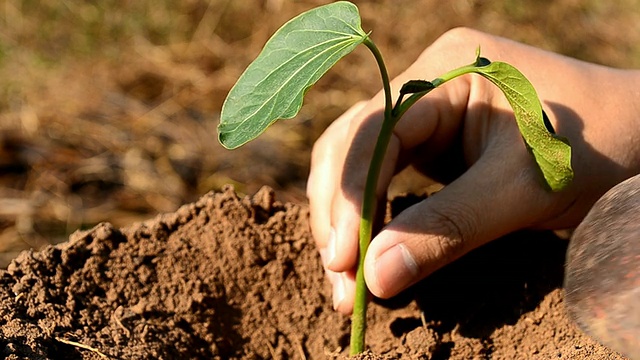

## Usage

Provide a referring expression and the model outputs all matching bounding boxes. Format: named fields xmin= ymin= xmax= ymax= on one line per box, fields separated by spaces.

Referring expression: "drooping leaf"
xmin=472 ymin=60 xmax=573 ymax=191
xmin=218 ymin=1 xmax=368 ymax=149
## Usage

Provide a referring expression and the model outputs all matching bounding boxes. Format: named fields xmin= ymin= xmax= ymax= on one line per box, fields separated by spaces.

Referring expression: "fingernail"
xmin=332 ymin=272 xmax=346 ymax=310
xmin=374 ymin=244 xmax=419 ymax=296
xmin=327 ymin=227 xmax=337 ymax=267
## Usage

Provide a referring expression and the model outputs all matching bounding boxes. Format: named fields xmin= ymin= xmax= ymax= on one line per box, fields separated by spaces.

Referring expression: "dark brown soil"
xmin=0 ymin=187 xmax=627 ymax=359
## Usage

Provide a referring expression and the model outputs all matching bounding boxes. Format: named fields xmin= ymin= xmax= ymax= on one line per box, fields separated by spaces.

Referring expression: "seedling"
xmin=217 ymin=1 xmax=572 ymax=355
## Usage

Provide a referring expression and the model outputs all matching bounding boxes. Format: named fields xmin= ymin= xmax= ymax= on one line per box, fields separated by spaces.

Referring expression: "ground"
xmin=0 ymin=0 xmax=639 ymax=359
xmin=0 ymin=187 xmax=627 ymax=358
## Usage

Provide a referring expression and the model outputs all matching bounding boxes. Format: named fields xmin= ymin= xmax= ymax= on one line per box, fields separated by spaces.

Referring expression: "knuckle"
xmin=310 ymin=132 xmax=330 ymax=165
xmin=436 ymin=27 xmax=483 ymax=48
xmin=428 ymin=203 xmax=479 ymax=261
xmin=418 ymin=27 xmax=489 ymax=66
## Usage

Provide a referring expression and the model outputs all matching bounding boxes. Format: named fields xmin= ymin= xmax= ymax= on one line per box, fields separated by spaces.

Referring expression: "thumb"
xmin=363 ymin=145 xmax=556 ymax=299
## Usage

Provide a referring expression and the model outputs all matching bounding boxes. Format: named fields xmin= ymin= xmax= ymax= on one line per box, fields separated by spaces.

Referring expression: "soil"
xmin=0 ymin=186 xmax=627 ymax=359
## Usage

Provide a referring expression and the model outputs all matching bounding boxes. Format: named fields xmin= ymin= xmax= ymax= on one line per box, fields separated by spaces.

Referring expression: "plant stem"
xmin=347 ymin=46 xmax=570 ymax=354
xmin=348 ymin=45 xmax=480 ymax=354
xmin=349 ymin=37 xmax=395 ymax=355
xmin=348 ymin=44 xmax=494 ymax=355
xmin=393 ymin=61 xmax=483 ymax=120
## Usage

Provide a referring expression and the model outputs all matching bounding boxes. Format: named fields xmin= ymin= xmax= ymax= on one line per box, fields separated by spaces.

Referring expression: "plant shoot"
xmin=217 ymin=1 xmax=573 ymax=354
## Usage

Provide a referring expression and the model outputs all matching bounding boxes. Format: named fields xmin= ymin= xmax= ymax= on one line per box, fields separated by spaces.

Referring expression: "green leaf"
xmin=472 ymin=61 xmax=573 ymax=191
xmin=218 ymin=1 xmax=368 ymax=149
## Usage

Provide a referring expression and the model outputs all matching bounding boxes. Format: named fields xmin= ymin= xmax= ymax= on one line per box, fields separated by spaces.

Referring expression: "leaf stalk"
xmin=350 ymin=37 xmax=395 ymax=355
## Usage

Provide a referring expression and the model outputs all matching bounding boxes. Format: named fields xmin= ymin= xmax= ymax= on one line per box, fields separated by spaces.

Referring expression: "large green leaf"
xmin=472 ymin=61 xmax=573 ymax=191
xmin=218 ymin=1 xmax=368 ymax=149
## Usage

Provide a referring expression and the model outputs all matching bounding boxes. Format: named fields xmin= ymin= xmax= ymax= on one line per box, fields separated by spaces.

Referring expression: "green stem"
xmin=364 ymin=38 xmax=393 ymax=120
xmin=431 ymin=64 xmax=477 ymax=87
xmin=348 ymin=46 xmax=485 ymax=354
xmin=349 ymin=37 xmax=395 ymax=355
xmin=393 ymin=61 xmax=484 ymax=120
xmin=349 ymin=42 xmax=490 ymax=355
xmin=347 ymin=47 xmax=568 ymax=354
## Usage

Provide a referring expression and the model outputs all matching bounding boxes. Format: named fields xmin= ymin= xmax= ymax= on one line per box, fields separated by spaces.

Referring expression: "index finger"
xmin=307 ymin=102 xmax=368 ymax=253
xmin=327 ymin=73 xmax=472 ymax=273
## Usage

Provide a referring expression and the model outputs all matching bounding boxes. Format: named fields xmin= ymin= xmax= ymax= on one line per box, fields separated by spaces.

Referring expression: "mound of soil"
xmin=0 ymin=187 xmax=626 ymax=359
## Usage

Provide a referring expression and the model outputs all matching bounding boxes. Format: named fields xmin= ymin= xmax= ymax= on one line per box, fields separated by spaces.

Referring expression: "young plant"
xmin=217 ymin=1 xmax=573 ymax=355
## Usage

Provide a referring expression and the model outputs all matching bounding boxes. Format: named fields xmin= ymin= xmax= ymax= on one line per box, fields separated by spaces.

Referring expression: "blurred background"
xmin=0 ymin=0 xmax=639 ymax=266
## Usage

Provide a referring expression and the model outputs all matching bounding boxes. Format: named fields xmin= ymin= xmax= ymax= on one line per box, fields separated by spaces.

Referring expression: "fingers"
xmin=363 ymin=130 xmax=557 ymax=298
xmin=308 ymin=101 xmax=367 ymax=250
xmin=308 ymin=102 xmax=367 ymax=313
xmin=328 ymin=110 xmax=402 ymax=272
xmin=328 ymin=78 xmax=476 ymax=268
xmin=324 ymin=266 xmax=357 ymax=314
xmin=307 ymin=27 xmax=556 ymax=312
xmin=308 ymin=65 xmax=474 ymax=314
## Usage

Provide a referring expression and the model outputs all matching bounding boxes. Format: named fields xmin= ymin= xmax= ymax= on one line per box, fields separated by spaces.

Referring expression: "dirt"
xmin=3 ymin=1 xmax=640 ymax=265
xmin=0 ymin=186 xmax=627 ymax=359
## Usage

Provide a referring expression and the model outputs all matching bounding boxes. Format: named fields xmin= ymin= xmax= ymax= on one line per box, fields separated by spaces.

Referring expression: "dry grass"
xmin=0 ymin=0 xmax=639 ymax=266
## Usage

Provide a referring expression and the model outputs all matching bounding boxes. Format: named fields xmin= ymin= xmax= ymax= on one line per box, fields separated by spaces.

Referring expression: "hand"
xmin=306 ymin=27 xmax=640 ymax=314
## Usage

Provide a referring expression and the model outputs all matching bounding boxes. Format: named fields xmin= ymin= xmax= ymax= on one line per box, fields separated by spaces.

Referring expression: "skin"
xmin=306 ymin=27 xmax=640 ymax=314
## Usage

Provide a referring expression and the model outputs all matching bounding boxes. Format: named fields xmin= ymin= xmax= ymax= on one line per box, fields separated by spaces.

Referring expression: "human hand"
xmin=307 ymin=27 xmax=640 ymax=314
